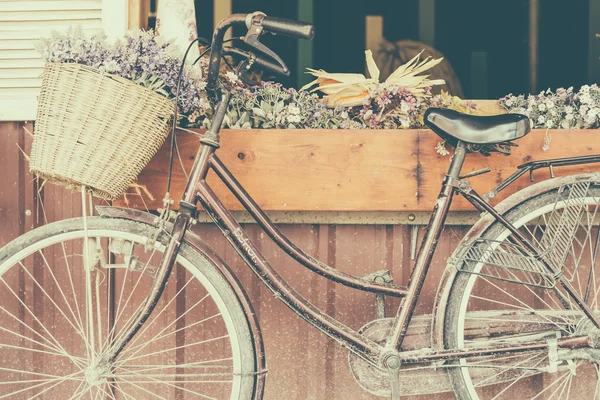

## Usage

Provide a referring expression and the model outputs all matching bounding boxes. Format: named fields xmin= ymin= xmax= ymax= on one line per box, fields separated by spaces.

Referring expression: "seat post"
xmin=385 ymin=140 xmax=468 ymax=353
xmin=447 ymin=140 xmax=468 ymax=179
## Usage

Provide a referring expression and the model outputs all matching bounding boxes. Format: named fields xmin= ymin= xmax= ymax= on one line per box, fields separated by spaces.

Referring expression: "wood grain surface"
xmin=119 ymin=128 xmax=600 ymax=212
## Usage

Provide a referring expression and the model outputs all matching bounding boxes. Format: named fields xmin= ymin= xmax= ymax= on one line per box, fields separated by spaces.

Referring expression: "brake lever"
xmin=243 ymin=16 xmax=289 ymax=74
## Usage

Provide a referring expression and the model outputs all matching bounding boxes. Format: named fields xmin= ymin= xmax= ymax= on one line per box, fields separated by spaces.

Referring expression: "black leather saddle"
xmin=424 ymin=108 xmax=531 ymax=146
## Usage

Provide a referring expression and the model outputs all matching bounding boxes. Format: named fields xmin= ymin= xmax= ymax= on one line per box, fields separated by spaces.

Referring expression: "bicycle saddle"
xmin=424 ymin=108 xmax=531 ymax=145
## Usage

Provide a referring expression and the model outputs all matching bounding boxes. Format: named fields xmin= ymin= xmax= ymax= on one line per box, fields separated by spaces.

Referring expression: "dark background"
xmin=152 ymin=0 xmax=600 ymax=99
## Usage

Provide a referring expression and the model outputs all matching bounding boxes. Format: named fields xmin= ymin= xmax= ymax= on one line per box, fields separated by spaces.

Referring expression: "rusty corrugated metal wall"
xmin=1 ymin=122 xmax=467 ymax=399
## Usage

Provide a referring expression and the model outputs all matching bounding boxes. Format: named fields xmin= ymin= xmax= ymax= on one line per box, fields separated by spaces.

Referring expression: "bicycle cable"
xmin=166 ymin=37 xmax=208 ymax=198
xmin=167 ymin=36 xmax=246 ymax=197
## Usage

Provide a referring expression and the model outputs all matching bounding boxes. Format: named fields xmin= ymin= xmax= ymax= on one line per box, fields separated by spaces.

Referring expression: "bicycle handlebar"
xmin=261 ymin=16 xmax=315 ymax=40
xmin=206 ymin=12 xmax=314 ymax=92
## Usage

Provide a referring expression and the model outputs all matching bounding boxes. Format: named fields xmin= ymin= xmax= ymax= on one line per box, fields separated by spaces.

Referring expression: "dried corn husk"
xmin=301 ymin=49 xmax=445 ymax=107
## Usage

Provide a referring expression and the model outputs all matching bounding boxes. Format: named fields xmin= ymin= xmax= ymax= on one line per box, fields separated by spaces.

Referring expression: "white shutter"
xmin=0 ymin=0 xmax=128 ymax=121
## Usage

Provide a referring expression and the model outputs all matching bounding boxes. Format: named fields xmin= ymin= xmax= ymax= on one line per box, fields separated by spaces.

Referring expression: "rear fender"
xmin=96 ymin=206 xmax=266 ymax=399
xmin=430 ymin=172 xmax=600 ymax=350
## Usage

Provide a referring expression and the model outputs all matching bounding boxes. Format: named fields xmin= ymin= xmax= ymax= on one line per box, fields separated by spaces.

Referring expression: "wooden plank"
xmin=121 ymin=128 xmax=600 ymax=212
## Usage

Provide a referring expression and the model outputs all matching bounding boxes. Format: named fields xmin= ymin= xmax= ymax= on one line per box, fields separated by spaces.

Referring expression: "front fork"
xmin=97 ymin=144 xmax=212 ymax=365
xmin=98 ymin=212 xmax=192 ymax=365
xmin=98 ymin=75 xmax=230 ymax=367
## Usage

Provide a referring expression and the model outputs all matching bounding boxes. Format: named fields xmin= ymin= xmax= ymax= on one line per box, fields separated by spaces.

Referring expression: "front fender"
xmin=96 ymin=206 xmax=266 ymax=399
xmin=430 ymin=172 xmax=600 ymax=350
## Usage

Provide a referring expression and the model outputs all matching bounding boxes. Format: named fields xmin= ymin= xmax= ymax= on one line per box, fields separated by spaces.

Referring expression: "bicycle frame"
xmin=169 ymin=133 xmax=600 ymax=369
xmin=99 ymin=105 xmax=600 ymax=377
xmin=98 ymin=15 xmax=600 ymax=383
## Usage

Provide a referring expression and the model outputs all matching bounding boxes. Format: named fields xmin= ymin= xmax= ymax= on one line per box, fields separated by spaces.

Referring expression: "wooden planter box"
xmin=119 ymin=128 xmax=600 ymax=212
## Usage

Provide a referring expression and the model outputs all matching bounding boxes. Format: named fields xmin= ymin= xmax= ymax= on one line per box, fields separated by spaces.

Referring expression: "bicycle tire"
xmin=445 ymin=175 xmax=600 ymax=399
xmin=0 ymin=216 xmax=257 ymax=399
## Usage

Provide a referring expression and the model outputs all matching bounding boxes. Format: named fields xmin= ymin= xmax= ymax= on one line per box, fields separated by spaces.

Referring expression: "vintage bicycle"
xmin=3 ymin=11 xmax=600 ymax=399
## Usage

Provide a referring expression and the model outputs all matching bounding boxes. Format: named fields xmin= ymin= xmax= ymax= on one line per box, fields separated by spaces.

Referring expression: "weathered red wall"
xmin=1 ymin=122 xmax=468 ymax=399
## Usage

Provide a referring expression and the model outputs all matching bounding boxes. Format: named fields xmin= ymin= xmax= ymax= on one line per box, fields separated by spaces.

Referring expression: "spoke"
xmin=117 ymin=293 xmax=212 ymax=361
xmin=530 ymin=370 xmax=572 ymax=400
xmin=103 ymin=248 xmax=157 ymax=352
xmin=117 ymin=379 xmax=169 ymax=400
xmin=0 ymin=365 xmax=83 ymax=380
xmin=112 ymin=381 xmax=136 ymax=400
xmin=117 ymin=334 xmax=229 ymax=365
xmin=92 ymin=385 xmax=103 ymax=400
xmin=474 ymin=351 xmax=543 ymax=389
xmin=0 ymin=279 xmax=77 ymax=364
xmin=114 ymin=379 xmax=233 ymax=384
xmin=67 ymin=380 xmax=88 ymax=400
xmin=28 ymin=371 xmax=83 ymax=400
xmin=38 ymin=250 xmax=87 ymax=340
xmin=122 ymin=306 xmax=217 ymax=358
xmin=106 ymin=251 xmax=132 ymax=350
xmin=0 ymin=323 xmax=85 ymax=368
xmin=117 ymin=274 xmax=197 ymax=354
xmin=546 ymin=372 xmax=572 ymax=400
xmin=118 ymin=367 xmax=219 ymax=400
xmin=97 ymin=383 xmax=116 ymax=400
xmin=475 ymin=275 xmax=574 ymax=331
xmin=561 ymin=371 xmax=574 ymax=400
xmin=115 ymin=358 xmax=234 ymax=374
xmin=0 ymin=305 xmax=66 ymax=355
xmin=61 ymin=242 xmax=87 ymax=342
xmin=135 ymin=312 xmax=222 ymax=350
xmin=0 ymin=341 xmax=85 ymax=364
xmin=0 ymin=370 xmax=82 ymax=399
xmin=83 ymin=238 xmax=96 ymax=362
xmin=103 ymin=290 xmax=149 ymax=355
xmin=489 ymin=354 xmax=546 ymax=399
xmin=17 ymin=263 xmax=92 ymax=349
xmin=95 ymin=268 xmax=103 ymax=355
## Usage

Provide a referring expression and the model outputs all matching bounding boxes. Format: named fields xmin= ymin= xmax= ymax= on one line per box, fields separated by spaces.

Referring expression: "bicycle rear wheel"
xmin=445 ymin=176 xmax=600 ymax=399
xmin=0 ymin=216 xmax=257 ymax=399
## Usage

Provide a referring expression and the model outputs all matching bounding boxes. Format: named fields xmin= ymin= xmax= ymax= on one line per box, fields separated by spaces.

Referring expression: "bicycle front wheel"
xmin=0 ymin=216 xmax=257 ymax=399
xmin=445 ymin=176 xmax=600 ymax=399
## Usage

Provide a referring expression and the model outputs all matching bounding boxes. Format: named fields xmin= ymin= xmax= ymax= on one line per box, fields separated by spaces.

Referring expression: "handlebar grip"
xmin=261 ymin=16 xmax=315 ymax=40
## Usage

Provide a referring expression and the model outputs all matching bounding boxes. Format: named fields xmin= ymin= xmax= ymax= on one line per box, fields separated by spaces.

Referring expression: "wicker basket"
xmin=30 ymin=63 xmax=175 ymax=200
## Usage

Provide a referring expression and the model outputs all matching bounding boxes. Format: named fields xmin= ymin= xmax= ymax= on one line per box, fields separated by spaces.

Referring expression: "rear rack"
xmin=454 ymin=180 xmax=595 ymax=289
xmin=452 ymin=238 xmax=556 ymax=288
xmin=483 ymin=155 xmax=600 ymax=201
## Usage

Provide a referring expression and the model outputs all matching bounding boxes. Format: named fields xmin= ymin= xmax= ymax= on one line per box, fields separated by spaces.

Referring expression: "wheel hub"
xmin=84 ymin=364 xmax=109 ymax=386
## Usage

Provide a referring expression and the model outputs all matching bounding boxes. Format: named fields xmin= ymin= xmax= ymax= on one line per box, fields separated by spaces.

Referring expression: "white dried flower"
xmin=226 ymin=71 xmax=239 ymax=84
xmin=287 ymin=104 xmax=300 ymax=115
xmin=435 ymin=141 xmax=450 ymax=156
